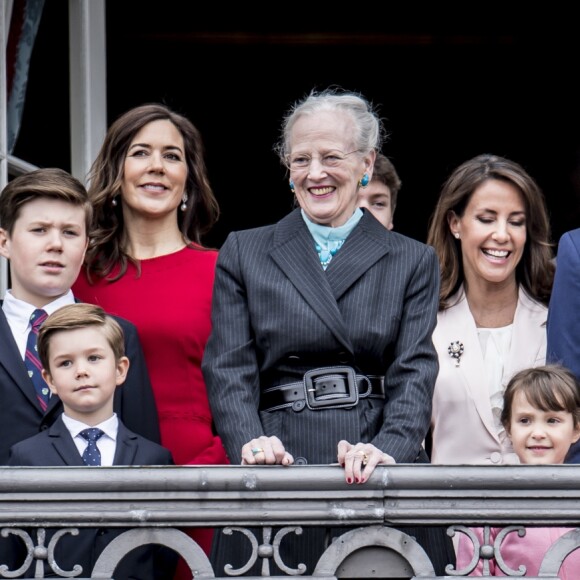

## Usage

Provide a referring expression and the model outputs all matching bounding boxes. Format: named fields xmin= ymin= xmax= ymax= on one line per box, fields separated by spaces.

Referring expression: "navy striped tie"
xmin=24 ymin=309 xmax=50 ymax=411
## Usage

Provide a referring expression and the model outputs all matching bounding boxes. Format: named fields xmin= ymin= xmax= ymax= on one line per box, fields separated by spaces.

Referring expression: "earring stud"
xmin=359 ymin=173 xmax=370 ymax=188
xmin=454 ymin=232 xmax=460 ymax=239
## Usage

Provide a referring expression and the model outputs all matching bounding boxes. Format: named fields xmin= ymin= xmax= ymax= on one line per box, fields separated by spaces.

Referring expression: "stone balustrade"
xmin=0 ymin=464 xmax=578 ymax=578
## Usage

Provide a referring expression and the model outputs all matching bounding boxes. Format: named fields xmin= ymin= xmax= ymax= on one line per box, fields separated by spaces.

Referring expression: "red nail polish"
xmin=346 ymin=477 xmax=352 ymax=484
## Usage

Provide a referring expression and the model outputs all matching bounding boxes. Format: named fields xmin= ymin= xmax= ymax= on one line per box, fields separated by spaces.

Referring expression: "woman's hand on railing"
xmin=241 ymin=435 xmax=294 ymax=466
xmin=337 ymin=440 xmax=395 ymax=484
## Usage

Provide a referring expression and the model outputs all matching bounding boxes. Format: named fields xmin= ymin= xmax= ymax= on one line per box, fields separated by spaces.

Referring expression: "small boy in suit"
xmin=0 ymin=167 xmax=160 ymax=465
xmin=8 ymin=303 xmax=176 ymax=578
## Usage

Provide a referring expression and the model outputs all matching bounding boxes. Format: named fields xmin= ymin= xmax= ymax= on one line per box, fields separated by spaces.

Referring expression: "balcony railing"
xmin=0 ymin=464 xmax=578 ymax=579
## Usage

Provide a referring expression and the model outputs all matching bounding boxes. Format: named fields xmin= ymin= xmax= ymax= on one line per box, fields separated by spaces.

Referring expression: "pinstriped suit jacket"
xmin=202 ymin=208 xmax=440 ymax=465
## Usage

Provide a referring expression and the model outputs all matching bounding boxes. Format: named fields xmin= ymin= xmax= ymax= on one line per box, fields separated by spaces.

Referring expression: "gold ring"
xmin=361 ymin=452 xmax=368 ymax=466
xmin=251 ymin=447 xmax=264 ymax=455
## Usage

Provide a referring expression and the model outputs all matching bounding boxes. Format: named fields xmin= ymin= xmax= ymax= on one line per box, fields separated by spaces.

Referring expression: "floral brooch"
xmin=448 ymin=340 xmax=464 ymax=367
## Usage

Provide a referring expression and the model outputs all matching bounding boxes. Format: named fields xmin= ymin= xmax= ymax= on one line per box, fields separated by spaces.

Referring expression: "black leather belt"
xmin=260 ymin=366 xmax=385 ymax=412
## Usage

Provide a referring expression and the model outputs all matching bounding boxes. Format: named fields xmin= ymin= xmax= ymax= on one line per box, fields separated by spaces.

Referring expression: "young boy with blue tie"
xmin=7 ymin=303 xmax=175 ymax=578
xmin=0 ymin=168 xmax=160 ymax=465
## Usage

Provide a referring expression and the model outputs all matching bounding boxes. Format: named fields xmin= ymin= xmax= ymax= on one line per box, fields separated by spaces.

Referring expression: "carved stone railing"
xmin=0 ymin=464 xmax=579 ymax=579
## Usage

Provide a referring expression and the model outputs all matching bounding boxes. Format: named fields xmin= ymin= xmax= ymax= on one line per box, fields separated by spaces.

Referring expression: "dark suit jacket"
xmin=202 ymin=208 xmax=440 ymax=465
xmin=547 ymin=228 xmax=580 ymax=463
xmin=7 ymin=416 xmax=175 ymax=579
xmin=8 ymin=414 xmax=172 ymax=466
xmin=202 ymin=209 xmax=448 ymax=574
xmin=0 ymin=304 xmax=161 ymax=464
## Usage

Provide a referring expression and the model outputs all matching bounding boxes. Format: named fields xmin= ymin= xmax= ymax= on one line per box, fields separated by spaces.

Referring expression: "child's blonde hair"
xmin=38 ymin=304 xmax=125 ymax=371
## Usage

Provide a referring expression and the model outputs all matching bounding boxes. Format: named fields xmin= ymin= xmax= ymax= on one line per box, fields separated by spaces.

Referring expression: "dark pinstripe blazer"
xmin=202 ymin=208 xmax=440 ymax=466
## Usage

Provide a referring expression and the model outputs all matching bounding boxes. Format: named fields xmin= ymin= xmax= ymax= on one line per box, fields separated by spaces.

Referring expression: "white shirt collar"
xmin=3 ymin=289 xmax=76 ymax=334
xmin=62 ymin=412 xmax=119 ymax=442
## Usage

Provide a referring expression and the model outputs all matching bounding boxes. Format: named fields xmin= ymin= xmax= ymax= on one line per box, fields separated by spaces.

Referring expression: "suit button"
xmin=288 ymin=354 xmax=300 ymax=361
xmin=338 ymin=352 xmax=349 ymax=364
xmin=292 ymin=400 xmax=306 ymax=412
xmin=295 ymin=457 xmax=308 ymax=465
xmin=490 ymin=452 xmax=502 ymax=464
xmin=40 ymin=424 xmax=49 ymax=431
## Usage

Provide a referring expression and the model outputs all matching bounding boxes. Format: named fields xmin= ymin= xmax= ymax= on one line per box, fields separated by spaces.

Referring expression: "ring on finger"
xmin=361 ymin=452 xmax=369 ymax=466
xmin=251 ymin=447 xmax=264 ymax=456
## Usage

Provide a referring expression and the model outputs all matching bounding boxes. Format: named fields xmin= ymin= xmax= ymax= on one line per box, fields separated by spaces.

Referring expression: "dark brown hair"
xmin=0 ymin=168 xmax=92 ymax=235
xmin=371 ymin=153 xmax=402 ymax=215
xmin=501 ymin=364 xmax=580 ymax=431
xmin=83 ymin=103 xmax=219 ymax=280
xmin=426 ymin=154 xmax=554 ymax=309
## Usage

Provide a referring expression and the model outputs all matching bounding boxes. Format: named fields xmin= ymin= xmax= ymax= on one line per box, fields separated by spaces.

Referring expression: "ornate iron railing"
xmin=0 ymin=464 xmax=578 ymax=578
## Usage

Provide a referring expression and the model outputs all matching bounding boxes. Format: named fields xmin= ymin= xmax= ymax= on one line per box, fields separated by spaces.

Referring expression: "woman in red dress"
xmin=73 ymin=104 xmax=229 ymax=577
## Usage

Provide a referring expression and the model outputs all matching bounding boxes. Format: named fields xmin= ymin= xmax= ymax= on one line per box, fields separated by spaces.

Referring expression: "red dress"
xmin=73 ymin=246 xmax=229 ymax=571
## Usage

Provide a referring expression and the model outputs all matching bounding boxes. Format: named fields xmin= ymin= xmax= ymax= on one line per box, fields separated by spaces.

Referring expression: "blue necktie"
xmin=24 ymin=309 xmax=50 ymax=411
xmin=80 ymin=428 xmax=105 ymax=466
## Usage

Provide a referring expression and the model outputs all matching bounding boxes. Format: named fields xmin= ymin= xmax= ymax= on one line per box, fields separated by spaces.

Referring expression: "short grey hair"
xmin=274 ymin=87 xmax=386 ymax=164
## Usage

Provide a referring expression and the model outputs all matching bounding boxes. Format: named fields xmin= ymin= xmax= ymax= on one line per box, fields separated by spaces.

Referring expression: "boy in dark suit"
xmin=7 ymin=303 xmax=176 ymax=578
xmin=0 ymin=168 xmax=160 ymax=465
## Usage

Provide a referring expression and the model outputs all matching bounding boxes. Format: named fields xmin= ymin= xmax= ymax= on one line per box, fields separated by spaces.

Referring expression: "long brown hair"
xmin=84 ymin=103 xmax=219 ymax=281
xmin=426 ymin=154 xmax=554 ymax=309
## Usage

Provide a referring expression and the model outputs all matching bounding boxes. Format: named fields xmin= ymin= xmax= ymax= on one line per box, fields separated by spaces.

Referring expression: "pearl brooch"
xmin=448 ymin=340 xmax=464 ymax=367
